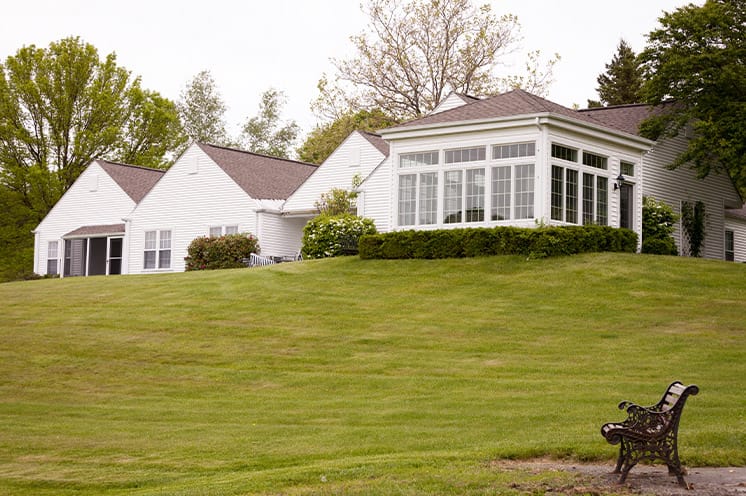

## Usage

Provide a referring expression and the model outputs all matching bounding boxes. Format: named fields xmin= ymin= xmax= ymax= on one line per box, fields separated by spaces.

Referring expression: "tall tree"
xmin=0 ymin=37 xmax=182 ymax=216
xmin=315 ymin=0 xmax=558 ymax=121
xmin=298 ymin=109 xmax=398 ymax=164
xmin=588 ymin=39 xmax=644 ymax=107
xmin=639 ymin=0 xmax=746 ymax=188
xmin=240 ymin=88 xmax=299 ymax=159
xmin=177 ymin=70 xmax=229 ymax=145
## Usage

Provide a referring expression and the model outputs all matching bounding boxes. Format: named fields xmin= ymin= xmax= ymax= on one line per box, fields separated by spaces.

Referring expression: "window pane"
xmin=47 ymin=259 xmax=58 ymax=275
xmin=491 ymin=166 xmax=511 ymax=221
xmin=493 ymin=142 xmax=535 ymax=160
xmin=225 ymin=225 xmax=238 ymax=235
xmin=465 ymin=169 xmax=485 ymax=222
xmin=47 ymin=240 xmax=58 ymax=258
xmin=582 ymin=151 xmax=608 ymax=170
xmin=551 ymin=165 xmax=564 ymax=221
xmin=158 ymin=249 xmax=171 ymax=269
xmin=399 ymin=151 xmax=438 ymax=168
xmin=443 ymin=170 xmax=463 ymax=223
xmin=514 ymin=164 xmax=534 ymax=219
xmin=445 ymin=147 xmax=485 ymax=164
xmin=583 ymin=173 xmax=595 ymax=225
xmin=398 ymin=174 xmax=417 ymax=225
xmin=160 ymin=230 xmax=171 ymax=250
xmin=596 ymin=176 xmax=608 ymax=225
xmin=144 ymin=251 xmax=156 ymax=269
xmin=144 ymin=231 xmax=156 ymax=250
xmin=418 ymin=173 xmax=438 ymax=225
xmin=565 ymin=169 xmax=578 ymax=224
xmin=551 ymin=144 xmax=577 ymax=162
xmin=621 ymin=161 xmax=635 ymax=176
xmin=210 ymin=227 xmax=222 ymax=237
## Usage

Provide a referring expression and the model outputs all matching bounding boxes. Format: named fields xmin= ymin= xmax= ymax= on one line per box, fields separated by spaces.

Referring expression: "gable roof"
xmin=359 ymin=131 xmax=390 ymax=157
xmin=578 ymin=102 xmax=673 ymax=136
xmin=96 ymin=160 xmax=165 ymax=203
xmin=197 ymin=143 xmax=318 ymax=200
xmin=385 ymin=89 xmax=613 ymax=132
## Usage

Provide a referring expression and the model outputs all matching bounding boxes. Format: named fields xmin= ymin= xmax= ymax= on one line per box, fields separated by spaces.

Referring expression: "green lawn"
xmin=0 ymin=253 xmax=744 ymax=495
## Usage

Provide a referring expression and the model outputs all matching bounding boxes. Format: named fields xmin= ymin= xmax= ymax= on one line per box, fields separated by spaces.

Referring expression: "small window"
xmin=209 ymin=226 xmax=222 ymax=237
xmin=551 ymin=144 xmax=577 ymax=162
xmin=725 ymin=230 xmax=735 ymax=261
xmin=583 ymin=152 xmax=608 ymax=170
xmin=144 ymin=230 xmax=171 ymax=270
xmin=225 ymin=225 xmax=238 ymax=235
xmin=47 ymin=241 xmax=59 ymax=275
xmin=445 ymin=146 xmax=486 ymax=164
xmin=492 ymin=142 xmax=535 ymax=159
xmin=399 ymin=151 xmax=438 ymax=168
xmin=621 ymin=161 xmax=635 ymax=177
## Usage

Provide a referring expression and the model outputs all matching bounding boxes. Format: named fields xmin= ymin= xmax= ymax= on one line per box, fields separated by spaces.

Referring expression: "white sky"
xmin=2 ymin=0 xmax=692 ymax=140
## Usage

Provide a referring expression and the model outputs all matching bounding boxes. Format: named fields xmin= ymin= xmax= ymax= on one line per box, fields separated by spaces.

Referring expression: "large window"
xmin=396 ymin=142 xmax=535 ymax=227
xmin=554 ymin=165 xmax=608 ymax=225
xmin=144 ymin=230 xmax=172 ymax=269
xmin=47 ymin=240 xmax=59 ymax=275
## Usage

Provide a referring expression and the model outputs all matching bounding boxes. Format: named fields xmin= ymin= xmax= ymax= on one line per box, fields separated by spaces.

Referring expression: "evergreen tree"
xmin=594 ymin=39 xmax=644 ymax=106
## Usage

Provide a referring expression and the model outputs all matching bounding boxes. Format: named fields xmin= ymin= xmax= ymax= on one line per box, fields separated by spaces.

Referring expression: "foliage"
xmin=184 ymin=232 xmax=259 ymax=270
xmin=0 ymin=37 xmax=184 ymax=281
xmin=314 ymin=176 xmax=364 ymax=216
xmin=681 ymin=200 xmax=706 ymax=257
xmin=302 ymin=214 xmax=377 ymax=258
xmin=1 ymin=254 xmax=744 ymax=493
xmin=588 ymin=39 xmax=644 ymax=108
xmin=314 ymin=0 xmax=559 ymax=120
xmin=359 ymin=225 xmax=637 ymax=259
xmin=641 ymin=196 xmax=679 ymax=255
xmin=240 ymin=88 xmax=299 ymax=159
xmin=297 ymin=108 xmax=398 ymax=164
xmin=177 ymin=70 xmax=230 ymax=146
xmin=0 ymin=187 xmax=36 ymax=282
xmin=639 ymin=0 xmax=746 ymax=189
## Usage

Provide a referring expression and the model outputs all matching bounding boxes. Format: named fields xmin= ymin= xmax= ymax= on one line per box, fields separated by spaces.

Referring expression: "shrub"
xmin=185 ymin=233 xmax=260 ymax=271
xmin=359 ymin=225 xmax=637 ymax=260
xmin=302 ymin=214 xmax=377 ymax=259
xmin=642 ymin=197 xmax=679 ymax=255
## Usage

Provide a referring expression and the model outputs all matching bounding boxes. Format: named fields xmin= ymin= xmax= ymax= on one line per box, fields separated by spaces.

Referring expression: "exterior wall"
xmin=32 ymin=162 xmax=136 ymax=275
xmin=370 ymin=122 xmax=647 ymax=242
xmin=642 ymin=134 xmax=742 ymax=260
xmin=430 ymin=93 xmax=471 ymax=114
xmin=257 ymin=213 xmax=307 ymax=257
xmin=283 ymin=131 xmax=386 ymax=214
xmin=126 ymin=144 xmax=260 ymax=274
xmin=724 ymin=215 xmax=746 ymax=263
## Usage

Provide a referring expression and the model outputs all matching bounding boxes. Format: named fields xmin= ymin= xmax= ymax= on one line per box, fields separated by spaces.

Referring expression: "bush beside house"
xmin=184 ymin=233 xmax=260 ymax=270
xmin=359 ymin=225 xmax=638 ymax=260
xmin=302 ymin=214 xmax=377 ymax=259
xmin=641 ymin=197 xmax=679 ymax=255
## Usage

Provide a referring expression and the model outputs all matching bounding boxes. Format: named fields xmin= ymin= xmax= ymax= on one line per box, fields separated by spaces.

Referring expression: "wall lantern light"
xmin=614 ymin=174 xmax=626 ymax=191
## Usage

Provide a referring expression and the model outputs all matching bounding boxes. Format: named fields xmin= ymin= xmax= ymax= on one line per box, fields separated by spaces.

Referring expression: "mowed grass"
xmin=0 ymin=252 xmax=744 ymax=495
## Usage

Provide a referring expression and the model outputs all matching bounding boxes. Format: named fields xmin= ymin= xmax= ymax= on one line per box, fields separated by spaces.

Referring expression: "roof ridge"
xmin=197 ymin=142 xmax=317 ymax=169
xmin=579 ymin=102 xmax=652 ymax=112
xmin=96 ymin=159 xmax=166 ymax=174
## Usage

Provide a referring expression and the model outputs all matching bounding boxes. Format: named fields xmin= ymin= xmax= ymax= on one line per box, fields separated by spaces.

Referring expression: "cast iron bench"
xmin=601 ymin=381 xmax=699 ymax=487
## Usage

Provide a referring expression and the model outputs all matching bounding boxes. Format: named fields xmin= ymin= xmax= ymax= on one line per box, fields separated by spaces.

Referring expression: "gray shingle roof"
xmin=97 ymin=160 xmax=165 ymax=203
xmin=197 ymin=143 xmax=318 ymax=200
xmin=359 ymin=131 xmax=390 ymax=157
xmin=64 ymin=223 xmax=126 ymax=238
xmin=578 ymin=103 xmax=673 ymax=136
xmin=386 ymin=89 xmax=613 ymax=131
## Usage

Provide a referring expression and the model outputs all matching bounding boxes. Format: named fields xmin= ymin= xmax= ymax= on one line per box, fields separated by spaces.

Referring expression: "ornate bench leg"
xmin=613 ymin=448 xmax=624 ymax=474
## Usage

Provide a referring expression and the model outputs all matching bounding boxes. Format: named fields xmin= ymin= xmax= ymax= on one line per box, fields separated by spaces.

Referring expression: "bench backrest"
xmin=654 ymin=381 xmax=699 ymax=414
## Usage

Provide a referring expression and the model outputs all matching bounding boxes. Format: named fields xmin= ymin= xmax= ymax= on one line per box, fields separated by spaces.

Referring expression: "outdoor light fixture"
xmin=614 ymin=174 xmax=625 ymax=191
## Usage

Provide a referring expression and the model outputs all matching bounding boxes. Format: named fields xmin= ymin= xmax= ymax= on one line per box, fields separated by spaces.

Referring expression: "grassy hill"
xmin=1 ymin=253 xmax=744 ymax=495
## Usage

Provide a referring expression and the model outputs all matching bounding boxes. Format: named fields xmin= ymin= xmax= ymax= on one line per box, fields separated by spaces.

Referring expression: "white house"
xmin=32 ymin=160 xmax=164 ymax=276
xmin=33 ymin=90 xmax=744 ymax=276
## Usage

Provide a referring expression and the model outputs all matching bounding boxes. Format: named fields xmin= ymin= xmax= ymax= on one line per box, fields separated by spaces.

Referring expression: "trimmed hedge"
xmin=185 ymin=233 xmax=260 ymax=270
xmin=358 ymin=225 xmax=637 ymax=260
xmin=302 ymin=214 xmax=377 ymax=259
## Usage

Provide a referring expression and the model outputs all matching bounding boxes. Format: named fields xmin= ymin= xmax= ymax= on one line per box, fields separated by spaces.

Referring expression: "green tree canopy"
xmin=314 ymin=0 xmax=559 ymax=121
xmin=588 ymin=39 xmax=644 ymax=108
xmin=240 ymin=88 xmax=299 ymax=159
xmin=177 ymin=70 xmax=230 ymax=146
xmin=298 ymin=109 xmax=398 ymax=164
xmin=639 ymin=0 xmax=746 ymax=188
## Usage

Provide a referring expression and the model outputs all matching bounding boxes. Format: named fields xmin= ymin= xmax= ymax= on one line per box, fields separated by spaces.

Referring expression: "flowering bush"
xmin=184 ymin=233 xmax=260 ymax=270
xmin=302 ymin=214 xmax=377 ymax=259
xmin=641 ymin=197 xmax=679 ymax=255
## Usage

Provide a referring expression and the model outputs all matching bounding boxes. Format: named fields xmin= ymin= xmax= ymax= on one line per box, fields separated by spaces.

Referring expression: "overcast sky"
xmin=3 ymin=0 xmax=693 ymax=140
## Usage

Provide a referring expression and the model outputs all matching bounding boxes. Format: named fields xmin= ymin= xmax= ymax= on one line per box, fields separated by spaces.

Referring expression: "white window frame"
xmin=47 ymin=240 xmax=59 ymax=275
xmin=209 ymin=225 xmax=239 ymax=237
xmin=144 ymin=230 xmax=172 ymax=270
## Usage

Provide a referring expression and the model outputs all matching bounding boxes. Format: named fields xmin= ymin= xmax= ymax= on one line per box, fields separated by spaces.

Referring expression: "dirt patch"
xmin=494 ymin=459 xmax=746 ymax=495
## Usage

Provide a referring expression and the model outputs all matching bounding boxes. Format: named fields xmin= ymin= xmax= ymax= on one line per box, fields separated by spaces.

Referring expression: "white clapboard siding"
xmin=126 ymin=144 xmax=260 ymax=274
xmin=256 ymin=212 xmax=308 ymax=258
xmin=358 ymin=156 xmax=394 ymax=233
xmin=642 ymin=134 xmax=742 ymax=259
xmin=33 ymin=162 xmax=137 ymax=275
xmin=283 ymin=132 xmax=386 ymax=214
xmin=430 ymin=93 xmax=474 ymax=114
